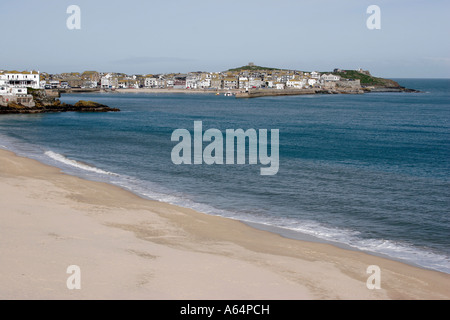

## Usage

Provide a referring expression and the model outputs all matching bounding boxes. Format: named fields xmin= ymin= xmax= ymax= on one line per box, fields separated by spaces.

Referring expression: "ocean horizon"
xmin=1 ymin=78 xmax=448 ymax=274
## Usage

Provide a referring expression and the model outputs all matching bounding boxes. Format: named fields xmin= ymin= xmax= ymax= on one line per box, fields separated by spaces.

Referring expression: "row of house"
xmin=98 ymin=69 xmax=345 ymax=90
xmin=1 ymin=66 xmax=361 ymax=100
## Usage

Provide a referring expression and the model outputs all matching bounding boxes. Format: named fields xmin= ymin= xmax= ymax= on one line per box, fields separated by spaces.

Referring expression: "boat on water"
xmin=224 ymin=92 xmax=234 ymax=96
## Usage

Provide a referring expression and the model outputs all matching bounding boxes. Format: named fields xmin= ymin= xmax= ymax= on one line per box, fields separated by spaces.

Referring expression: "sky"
xmin=1 ymin=0 xmax=449 ymax=77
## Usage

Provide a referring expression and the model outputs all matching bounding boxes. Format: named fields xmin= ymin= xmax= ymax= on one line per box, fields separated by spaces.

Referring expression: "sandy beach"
xmin=114 ymin=88 xmax=234 ymax=94
xmin=0 ymin=148 xmax=449 ymax=300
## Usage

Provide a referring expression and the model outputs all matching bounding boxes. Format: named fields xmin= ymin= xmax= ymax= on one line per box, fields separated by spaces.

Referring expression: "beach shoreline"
xmin=0 ymin=148 xmax=449 ymax=299
xmin=114 ymin=88 xmax=232 ymax=94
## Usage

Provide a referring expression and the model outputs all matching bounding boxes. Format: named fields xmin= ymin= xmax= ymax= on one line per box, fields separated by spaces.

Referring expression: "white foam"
xmin=45 ymin=151 xmax=118 ymax=176
xmin=210 ymin=213 xmax=450 ymax=273
xmin=36 ymin=149 xmax=450 ymax=274
xmin=277 ymin=219 xmax=450 ymax=273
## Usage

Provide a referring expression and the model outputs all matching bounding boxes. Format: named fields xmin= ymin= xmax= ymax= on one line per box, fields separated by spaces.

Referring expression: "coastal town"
xmin=0 ymin=63 xmax=411 ymax=108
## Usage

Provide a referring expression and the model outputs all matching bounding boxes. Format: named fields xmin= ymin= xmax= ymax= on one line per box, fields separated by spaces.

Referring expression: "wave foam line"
xmin=45 ymin=151 xmax=118 ymax=176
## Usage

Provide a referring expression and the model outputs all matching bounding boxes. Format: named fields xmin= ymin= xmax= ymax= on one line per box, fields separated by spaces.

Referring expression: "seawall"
xmin=236 ymin=89 xmax=318 ymax=98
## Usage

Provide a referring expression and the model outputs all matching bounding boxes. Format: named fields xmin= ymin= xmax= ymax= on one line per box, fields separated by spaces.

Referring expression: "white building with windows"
xmin=286 ymin=78 xmax=307 ymax=89
xmin=223 ymin=78 xmax=238 ymax=90
xmin=0 ymin=86 xmax=28 ymax=95
xmin=311 ymin=71 xmax=320 ymax=79
xmin=145 ymin=77 xmax=158 ymax=88
xmin=239 ymin=77 xmax=249 ymax=89
xmin=0 ymin=71 xmax=39 ymax=107
xmin=49 ymin=80 xmax=60 ymax=89
xmin=198 ymin=78 xmax=211 ymax=88
xmin=249 ymin=78 xmax=263 ymax=88
xmin=82 ymin=80 xmax=98 ymax=88
xmin=321 ymin=74 xmax=341 ymax=82
xmin=275 ymin=83 xmax=285 ymax=90
xmin=186 ymin=77 xmax=198 ymax=89
xmin=101 ymin=74 xmax=118 ymax=89
xmin=0 ymin=71 xmax=40 ymax=89
xmin=166 ymin=79 xmax=174 ymax=88
xmin=0 ymin=86 xmax=35 ymax=107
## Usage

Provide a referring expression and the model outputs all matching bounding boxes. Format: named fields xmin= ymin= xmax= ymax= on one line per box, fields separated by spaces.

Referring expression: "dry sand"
xmin=0 ymin=149 xmax=449 ymax=299
xmin=115 ymin=88 xmax=233 ymax=94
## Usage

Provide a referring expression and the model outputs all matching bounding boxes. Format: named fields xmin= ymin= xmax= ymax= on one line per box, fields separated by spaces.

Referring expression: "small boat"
xmin=224 ymin=92 xmax=233 ymax=96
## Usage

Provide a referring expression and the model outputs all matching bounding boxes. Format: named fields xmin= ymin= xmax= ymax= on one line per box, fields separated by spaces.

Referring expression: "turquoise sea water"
xmin=0 ymin=79 xmax=449 ymax=273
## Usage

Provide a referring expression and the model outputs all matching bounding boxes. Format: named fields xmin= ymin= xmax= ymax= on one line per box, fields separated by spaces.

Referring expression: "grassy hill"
xmin=228 ymin=65 xmax=282 ymax=72
xmin=327 ymin=70 xmax=401 ymax=87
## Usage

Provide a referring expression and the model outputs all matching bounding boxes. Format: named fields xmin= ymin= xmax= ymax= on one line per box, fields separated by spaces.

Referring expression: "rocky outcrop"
xmin=363 ymin=86 xmax=420 ymax=93
xmin=73 ymin=100 xmax=109 ymax=108
xmin=332 ymin=71 xmax=419 ymax=93
xmin=0 ymin=89 xmax=120 ymax=114
xmin=0 ymin=101 xmax=120 ymax=114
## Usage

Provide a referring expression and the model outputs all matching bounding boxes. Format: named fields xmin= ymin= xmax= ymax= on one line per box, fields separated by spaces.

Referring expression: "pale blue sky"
xmin=1 ymin=0 xmax=449 ymax=77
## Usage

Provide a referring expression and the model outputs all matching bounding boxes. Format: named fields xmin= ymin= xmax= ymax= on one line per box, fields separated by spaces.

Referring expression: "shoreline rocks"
xmin=0 ymin=89 xmax=120 ymax=114
xmin=363 ymin=86 xmax=420 ymax=93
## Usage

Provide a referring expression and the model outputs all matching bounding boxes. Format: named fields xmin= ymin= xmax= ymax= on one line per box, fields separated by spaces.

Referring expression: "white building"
xmin=249 ymin=78 xmax=263 ymax=88
xmin=239 ymin=77 xmax=249 ymax=89
xmin=0 ymin=86 xmax=35 ymax=107
xmin=198 ymin=78 xmax=211 ymax=88
xmin=276 ymin=83 xmax=285 ymax=90
xmin=223 ymin=78 xmax=238 ymax=90
xmin=0 ymin=86 xmax=28 ymax=95
xmin=145 ymin=77 xmax=158 ymax=88
xmin=311 ymin=71 xmax=320 ymax=79
xmin=321 ymin=74 xmax=341 ymax=81
xmin=186 ymin=78 xmax=198 ymax=89
xmin=0 ymin=71 xmax=40 ymax=89
xmin=286 ymin=78 xmax=306 ymax=89
xmin=266 ymin=80 xmax=274 ymax=88
xmin=101 ymin=74 xmax=118 ymax=89
xmin=186 ymin=73 xmax=203 ymax=89
xmin=82 ymin=80 xmax=98 ymax=88
xmin=49 ymin=80 xmax=60 ymax=89
xmin=0 ymin=71 xmax=40 ymax=108
xmin=277 ymin=74 xmax=294 ymax=83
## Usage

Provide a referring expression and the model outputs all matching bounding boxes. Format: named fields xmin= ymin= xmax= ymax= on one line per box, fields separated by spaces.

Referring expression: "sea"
xmin=0 ymin=79 xmax=448 ymax=273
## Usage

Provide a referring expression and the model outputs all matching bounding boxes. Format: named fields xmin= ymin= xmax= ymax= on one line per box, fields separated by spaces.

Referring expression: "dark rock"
xmin=74 ymin=100 xmax=108 ymax=108
xmin=0 ymin=90 xmax=120 ymax=114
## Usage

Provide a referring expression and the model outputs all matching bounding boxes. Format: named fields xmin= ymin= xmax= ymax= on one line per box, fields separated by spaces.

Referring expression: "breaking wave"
xmin=45 ymin=151 xmax=118 ymax=176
